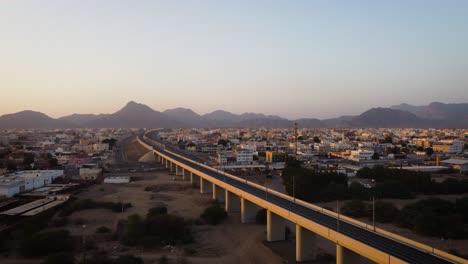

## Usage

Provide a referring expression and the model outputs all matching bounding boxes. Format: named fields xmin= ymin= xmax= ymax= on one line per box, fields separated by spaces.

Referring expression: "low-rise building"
xmin=265 ymin=151 xmax=287 ymax=163
xmin=433 ymin=140 xmax=464 ymax=153
xmin=440 ymin=158 xmax=468 ymax=173
xmin=104 ymin=176 xmax=130 ymax=184
xmin=79 ymin=164 xmax=102 ymax=180
xmin=0 ymin=170 xmax=64 ymax=197
xmin=235 ymin=149 xmax=254 ymax=164
xmin=349 ymin=150 xmax=374 ymax=162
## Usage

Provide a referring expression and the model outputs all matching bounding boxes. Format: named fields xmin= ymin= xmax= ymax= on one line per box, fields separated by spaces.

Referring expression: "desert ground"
xmin=66 ymin=169 xmax=287 ymax=264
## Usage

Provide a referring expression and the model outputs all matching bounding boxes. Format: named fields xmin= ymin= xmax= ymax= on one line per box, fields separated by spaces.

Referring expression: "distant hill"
xmin=349 ymin=108 xmax=426 ymax=128
xmin=1 ymin=101 xmax=467 ymax=129
xmin=82 ymin=101 xmax=183 ymax=128
xmin=163 ymin=108 xmax=212 ymax=128
xmin=58 ymin=113 xmax=108 ymax=126
xmin=0 ymin=111 xmax=73 ymax=129
xmin=391 ymin=102 xmax=468 ymax=127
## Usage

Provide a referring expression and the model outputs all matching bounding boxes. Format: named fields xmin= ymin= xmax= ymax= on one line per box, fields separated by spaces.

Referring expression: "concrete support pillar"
xmin=225 ymin=190 xmax=240 ymax=213
xmin=336 ymin=245 xmax=360 ymax=264
xmin=213 ymin=185 xmax=225 ymax=202
xmin=190 ymin=172 xmax=200 ymax=186
xmin=181 ymin=168 xmax=186 ymax=180
xmin=175 ymin=165 xmax=179 ymax=176
xmin=296 ymin=225 xmax=317 ymax=262
xmin=241 ymin=198 xmax=257 ymax=223
xmin=165 ymin=159 xmax=168 ymax=168
xmin=170 ymin=162 xmax=173 ymax=172
xmin=267 ymin=210 xmax=286 ymax=242
xmin=200 ymin=178 xmax=213 ymax=194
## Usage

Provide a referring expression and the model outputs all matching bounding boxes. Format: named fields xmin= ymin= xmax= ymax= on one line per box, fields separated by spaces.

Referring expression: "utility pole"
xmin=372 ymin=195 xmax=376 ymax=231
xmin=294 ymin=122 xmax=298 ymax=157
xmin=293 ymin=122 xmax=298 ymax=203
xmin=337 ymin=200 xmax=340 ymax=233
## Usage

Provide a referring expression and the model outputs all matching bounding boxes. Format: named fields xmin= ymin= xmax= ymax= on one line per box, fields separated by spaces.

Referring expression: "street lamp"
xmin=372 ymin=195 xmax=376 ymax=232
xmin=371 ymin=178 xmax=376 ymax=232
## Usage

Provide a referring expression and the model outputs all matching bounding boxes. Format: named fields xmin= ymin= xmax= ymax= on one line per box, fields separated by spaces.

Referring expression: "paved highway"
xmin=141 ymin=135 xmax=456 ymax=264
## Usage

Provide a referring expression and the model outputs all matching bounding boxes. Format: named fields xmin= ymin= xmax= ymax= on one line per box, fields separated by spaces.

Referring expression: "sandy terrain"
xmin=125 ymin=139 xmax=153 ymax=162
xmin=62 ymin=169 xmax=285 ymax=264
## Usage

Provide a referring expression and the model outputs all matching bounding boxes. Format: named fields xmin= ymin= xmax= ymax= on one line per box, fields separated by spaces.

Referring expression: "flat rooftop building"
xmin=0 ymin=170 xmax=63 ymax=198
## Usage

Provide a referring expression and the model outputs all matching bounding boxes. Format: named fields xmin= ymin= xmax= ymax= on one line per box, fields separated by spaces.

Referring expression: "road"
xmin=141 ymin=134 xmax=457 ymax=264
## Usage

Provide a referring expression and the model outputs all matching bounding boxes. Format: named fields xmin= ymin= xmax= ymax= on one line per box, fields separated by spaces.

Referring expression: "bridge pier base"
xmin=225 ymin=191 xmax=240 ymax=212
xmin=267 ymin=210 xmax=286 ymax=242
xmin=200 ymin=178 xmax=213 ymax=194
xmin=241 ymin=198 xmax=257 ymax=223
xmin=336 ymin=245 xmax=360 ymax=264
xmin=296 ymin=225 xmax=317 ymax=262
xmin=213 ymin=185 xmax=225 ymax=202
xmin=181 ymin=168 xmax=186 ymax=180
xmin=190 ymin=172 xmax=200 ymax=186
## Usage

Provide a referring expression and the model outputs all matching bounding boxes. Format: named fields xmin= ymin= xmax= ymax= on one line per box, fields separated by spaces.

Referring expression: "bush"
xmin=60 ymin=199 xmax=132 ymax=216
xmin=255 ymin=209 xmax=267 ymax=225
xmin=21 ymin=229 xmax=73 ymax=257
xmin=41 ymin=252 xmax=75 ymax=264
xmin=96 ymin=226 xmax=111 ymax=234
xmin=114 ymin=255 xmax=144 ymax=264
xmin=147 ymin=206 xmax=168 ymax=218
xmin=200 ymin=203 xmax=227 ymax=225
xmin=118 ymin=209 xmax=193 ymax=247
xmin=52 ymin=217 xmax=69 ymax=227
xmin=158 ymin=255 xmax=169 ymax=264
xmin=74 ymin=218 xmax=85 ymax=225
xmin=282 ymin=166 xmax=349 ymax=202
xmin=372 ymin=201 xmax=399 ymax=223
xmin=395 ymin=198 xmax=467 ymax=238
xmin=340 ymin=200 xmax=370 ymax=218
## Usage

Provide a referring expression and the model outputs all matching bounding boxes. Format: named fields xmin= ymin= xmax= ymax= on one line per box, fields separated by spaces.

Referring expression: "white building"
xmin=217 ymin=151 xmax=234 ymax=165
xmin=0 ymin=136 xmax=9 ymax=146
xmin=79 ymin=164 xmax=102 ymax=180
xmin=0 ymin=170 xmax=64 ymax=198
xmin=349 ymin=150 xmax=374 ymax=162
xmin=236 ymin=149 xmax=254 ymax=164
xmin=93 ymin=143 xmax=109 ymax=152
xmin=104 ymin=176 xmax=130 ymax=184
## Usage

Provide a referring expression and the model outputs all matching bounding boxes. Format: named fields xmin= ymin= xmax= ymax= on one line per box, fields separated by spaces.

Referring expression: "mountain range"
xmin=1 ymin=101 xmax=467 ymax=129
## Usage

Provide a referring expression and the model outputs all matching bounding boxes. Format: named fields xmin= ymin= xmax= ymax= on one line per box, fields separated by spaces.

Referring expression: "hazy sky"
xmin=1 ymin=1 xmax=468 ymax=119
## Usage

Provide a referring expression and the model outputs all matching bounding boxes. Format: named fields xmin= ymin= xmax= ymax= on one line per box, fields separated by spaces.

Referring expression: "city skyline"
xmin=1 ymin=1 xmax=468 ymax=119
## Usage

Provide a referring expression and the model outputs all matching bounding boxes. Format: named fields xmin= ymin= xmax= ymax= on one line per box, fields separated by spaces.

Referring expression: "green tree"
xmin=21 ymin=230 xmax=74 ymax=257
xmin=115 ymin=255 xmax=144 ymax=264
xmin=201 ymin=203 xmax=227 ymax=225
xmin=372 ymin=201 xmax=399 ymax=223
xmin=340 ymin=200 xmax=370 ymax=218
xmin=102 ymin=138 xmax=117 ymax=149
xmin=425 ymin=147 xmax=434 ymax=157
xmin=41 ymin=252 xmax=75 ymax=264
xmin=48 ymin=158 xmax=58 ymax=168
xmin=217 ymin=139 xmax=228 ymax=147
xmin=371 ymin=153 xmax=379 ymax=160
